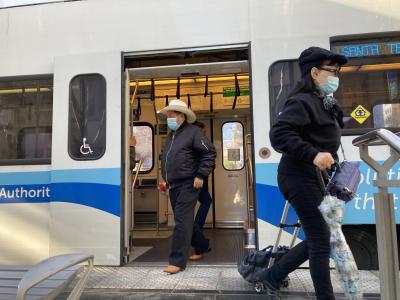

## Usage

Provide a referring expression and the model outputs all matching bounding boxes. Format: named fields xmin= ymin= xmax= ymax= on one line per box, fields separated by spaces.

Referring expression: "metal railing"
xmin=244 ymin=134 xmax=256 ymax=249
xmin=352 ymin=129 xmax=400 ymax=300
xmin=131 ymin=160 xmax=142 ymax=232
xmin=16 ymin=253 xmax=94 ymax=300
xmin=245 ymin=133 xmax=254 ymax=229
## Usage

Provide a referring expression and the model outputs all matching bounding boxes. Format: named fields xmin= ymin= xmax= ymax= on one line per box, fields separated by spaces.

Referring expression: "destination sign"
xmin=331 ymin=42 xmax=400 ymax=58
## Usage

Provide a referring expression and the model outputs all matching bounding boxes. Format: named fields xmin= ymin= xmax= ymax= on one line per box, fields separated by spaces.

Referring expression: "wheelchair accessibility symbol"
xmin=350 ymin=105 xmax=371 ymax=124
xmin=80 ymin=137 xmax=93 ymax=155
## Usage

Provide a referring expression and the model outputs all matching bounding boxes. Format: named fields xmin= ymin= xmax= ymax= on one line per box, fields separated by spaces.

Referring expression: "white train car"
xmin=0 ymin=0 xmax=399 ymax=267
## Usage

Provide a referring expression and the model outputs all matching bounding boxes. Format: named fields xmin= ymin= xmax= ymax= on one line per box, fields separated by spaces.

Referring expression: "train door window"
xmin=132 ymin=123 xmax=154 ymax=173
xmin=0 ymin=77 xmax=53 ymax=165
xmin=68 ymin=74 xmax=106 ymax=160
xmin=268 ymin=60 xmax=301 ymax=125
xmin=222 ymin=121 xmax=244 ymax=170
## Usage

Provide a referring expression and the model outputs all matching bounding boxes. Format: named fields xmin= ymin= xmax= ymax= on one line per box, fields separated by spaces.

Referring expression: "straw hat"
xmin=158 ymin=99 xmax=196 ymax=123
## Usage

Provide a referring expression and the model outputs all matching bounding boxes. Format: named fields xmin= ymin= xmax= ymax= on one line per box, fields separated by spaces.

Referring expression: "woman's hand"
xmin=313 ymin=152 xmax=334 ymax=171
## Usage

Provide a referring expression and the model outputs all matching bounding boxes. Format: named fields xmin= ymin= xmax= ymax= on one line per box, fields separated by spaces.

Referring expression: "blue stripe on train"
xmin=0 ymin=171 xmax=51 ymax=185
xmin=0 ymin=168 xmax=120 ymax=185
xmin=255 ymin=161 xmax=400 ymax=225
xmin=52 ymin=182 xmax=120 ymax=216
xmin=0 ymin=168 xmax=121 ymax=216
xmin=0 ymin=184 xmax=50 ymax=203
xmin=52 ymin=168 xmax=120 ymax=185
xmin=255 ymin=182 xmax=305 ymax=239
xmin=0 ymin=182 xmax=120 ymax=217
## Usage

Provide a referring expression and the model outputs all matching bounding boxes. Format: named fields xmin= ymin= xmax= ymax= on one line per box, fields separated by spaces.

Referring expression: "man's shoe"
xmin=190 ymin=247 xmax=212 ymax=261
xmin=163 ymin=265 xmax=181 ymax=274
xmin=189 ymin=253 xmax=204 ymax=261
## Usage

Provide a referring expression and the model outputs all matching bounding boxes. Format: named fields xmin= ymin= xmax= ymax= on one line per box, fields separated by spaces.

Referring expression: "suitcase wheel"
xmin=254 ymin=281 xmax=265 ymax=293
xmin=282 ymin=278 xmax=290 ymax=288
xmin=282 ymin=280 xmax=289 ymax=288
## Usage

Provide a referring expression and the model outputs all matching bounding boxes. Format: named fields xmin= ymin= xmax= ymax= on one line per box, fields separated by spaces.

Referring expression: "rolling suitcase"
xmin=254 ymin=200 xmax=301 ymax=293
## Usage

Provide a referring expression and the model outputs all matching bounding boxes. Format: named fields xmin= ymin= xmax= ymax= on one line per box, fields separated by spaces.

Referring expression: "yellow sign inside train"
xmin=351 ymin=105 xmax=371 ymax=124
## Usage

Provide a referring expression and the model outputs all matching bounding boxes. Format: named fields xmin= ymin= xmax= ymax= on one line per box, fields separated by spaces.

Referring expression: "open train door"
xmin=50 ymin=52 xmax=123 ymax=265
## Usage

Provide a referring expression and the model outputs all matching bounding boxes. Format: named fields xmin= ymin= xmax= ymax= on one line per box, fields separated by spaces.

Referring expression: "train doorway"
xmin=122 ymin=45 xmax=256 ymax=265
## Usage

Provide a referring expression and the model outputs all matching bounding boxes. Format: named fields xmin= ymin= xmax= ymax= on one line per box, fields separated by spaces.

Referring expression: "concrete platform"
xmin=60 ymin=264 xmax=381 ymax=299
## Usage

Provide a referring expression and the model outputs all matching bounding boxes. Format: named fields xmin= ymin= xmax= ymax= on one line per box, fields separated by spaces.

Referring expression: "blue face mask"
xmin=319 ymin=76 xmax=339 ymax=95
xmin=167 ymin=118 xmax=180 ymax=131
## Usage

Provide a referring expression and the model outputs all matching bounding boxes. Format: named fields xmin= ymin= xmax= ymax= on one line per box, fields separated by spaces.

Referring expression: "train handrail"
xmin=352 ymin=129 xmax=400 ymax=154
xmin=131 ymin=160 xmax=142 ymax=232
xmin=245 ymin=134 xmax=254 ymax=188
xmin=352 ymin=128 xmax=400 ymax=300
xmin=244 ymin=134 xmax=254 ymax=229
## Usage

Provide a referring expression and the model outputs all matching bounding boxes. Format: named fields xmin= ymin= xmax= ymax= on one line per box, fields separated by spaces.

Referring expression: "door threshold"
xmin=127 ymin=261 xmax=238 ymax=268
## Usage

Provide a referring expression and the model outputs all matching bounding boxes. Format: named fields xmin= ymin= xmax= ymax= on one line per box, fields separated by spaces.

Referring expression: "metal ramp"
xmin=61 ymin=265 xmax=381 ymax=299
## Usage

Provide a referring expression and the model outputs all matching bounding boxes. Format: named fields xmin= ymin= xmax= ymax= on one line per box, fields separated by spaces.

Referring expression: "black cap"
xmin=299 ymin=46 xmax=348 ymax=77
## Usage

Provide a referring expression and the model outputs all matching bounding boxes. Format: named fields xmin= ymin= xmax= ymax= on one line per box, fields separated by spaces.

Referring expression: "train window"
xmin=222 ymin=121 xmax=244 ymax=170
xmin=268 ymin=60 xmax=301 ymax=125
xmin=332 ymin=35 xmax=400 ymax=134
xmin=17 ymin=127 xmax=52 ymax=159
xmin=132 ymin=123 xmax=154 ymax=173
xmin=372 ymin=103 xmax=400 ymax=128
xmin=68 ymin=74 xmax=106 ymax=160
xmin=335 ymin=66 xmax=400 ymax=134
xmin=269 ymin=44 xmax=400 ymax=135
xmin=0 ymin=77 xmax=53 ymax=165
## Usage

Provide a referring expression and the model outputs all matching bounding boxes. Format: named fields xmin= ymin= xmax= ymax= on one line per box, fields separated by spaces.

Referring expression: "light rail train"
xmin=0 ymin=0 xmax=400 ymax=269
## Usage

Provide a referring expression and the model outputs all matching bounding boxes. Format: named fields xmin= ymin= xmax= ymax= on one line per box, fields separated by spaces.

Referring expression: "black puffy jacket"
xmin=269 ymin=92 xmax=342 ymax=177
xmin=161 ymin=121 xmax=216 ymax=188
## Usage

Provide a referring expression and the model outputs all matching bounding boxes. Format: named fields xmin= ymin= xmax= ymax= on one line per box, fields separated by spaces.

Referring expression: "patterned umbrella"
xmin=319 ymin=194 xmax=362 ymax=299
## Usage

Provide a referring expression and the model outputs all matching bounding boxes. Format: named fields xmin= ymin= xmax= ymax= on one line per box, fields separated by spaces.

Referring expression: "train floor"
xmin=130 ymin=228 xmax=245 ymax=265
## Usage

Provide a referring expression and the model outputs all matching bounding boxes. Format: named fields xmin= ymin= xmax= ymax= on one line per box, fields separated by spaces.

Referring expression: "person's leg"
xmin=260 ymin=240 xmax=308 ymax=288
xmin=194 ymin=180 xmax=212 ymax=230
xmin=169 ymin=187 xmax=178 ymax=212
xmin=191 ymin=222 xmax=210 ymax=255
xmin=292 ymin=186 xmax=333 ymax=300
xmin=262 ymin=175 xmax=334 ymax=300
xmin=191 ymin=180 xmax=212 ymax=258
xmin=168 ymin=183 xmax=200 ymax=269
xmin=164 ymin=187 xmax=180 ymax=273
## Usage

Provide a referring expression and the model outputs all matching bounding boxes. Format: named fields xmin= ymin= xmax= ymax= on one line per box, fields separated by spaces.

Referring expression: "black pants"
xmin=194 ymin=179 xmax=213 ymax=231
xmin=265 ymin=173 xmax=334 ymax=300
xmin=169 ymin=181 xmax=210 ymax=268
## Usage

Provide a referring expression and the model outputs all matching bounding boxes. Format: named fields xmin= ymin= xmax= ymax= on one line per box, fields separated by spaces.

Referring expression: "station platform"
xmin=62 ymin=264 xmax=381 ymax=300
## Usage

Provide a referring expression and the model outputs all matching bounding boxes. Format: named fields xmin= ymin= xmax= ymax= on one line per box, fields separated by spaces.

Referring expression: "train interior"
xmin=123 ymin=47 xmax=256 ymax=264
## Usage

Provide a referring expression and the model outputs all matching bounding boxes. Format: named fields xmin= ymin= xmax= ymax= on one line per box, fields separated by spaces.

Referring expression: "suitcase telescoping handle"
xmin=317 ymin=167 xmax=328 ymax=195
xmin=316 ymin=161 xmax=341 ymax=194
xmin=268 ymin=200 xmax=301 ymax=268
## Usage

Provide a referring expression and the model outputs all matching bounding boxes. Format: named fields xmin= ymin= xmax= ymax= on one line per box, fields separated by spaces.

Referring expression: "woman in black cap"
xmin=265 ymin=47 xmax=348 ymax=300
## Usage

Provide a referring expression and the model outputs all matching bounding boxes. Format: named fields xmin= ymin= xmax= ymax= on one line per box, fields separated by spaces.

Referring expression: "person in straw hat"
xmin=158 ymin=99 xmax=216 ymax=274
